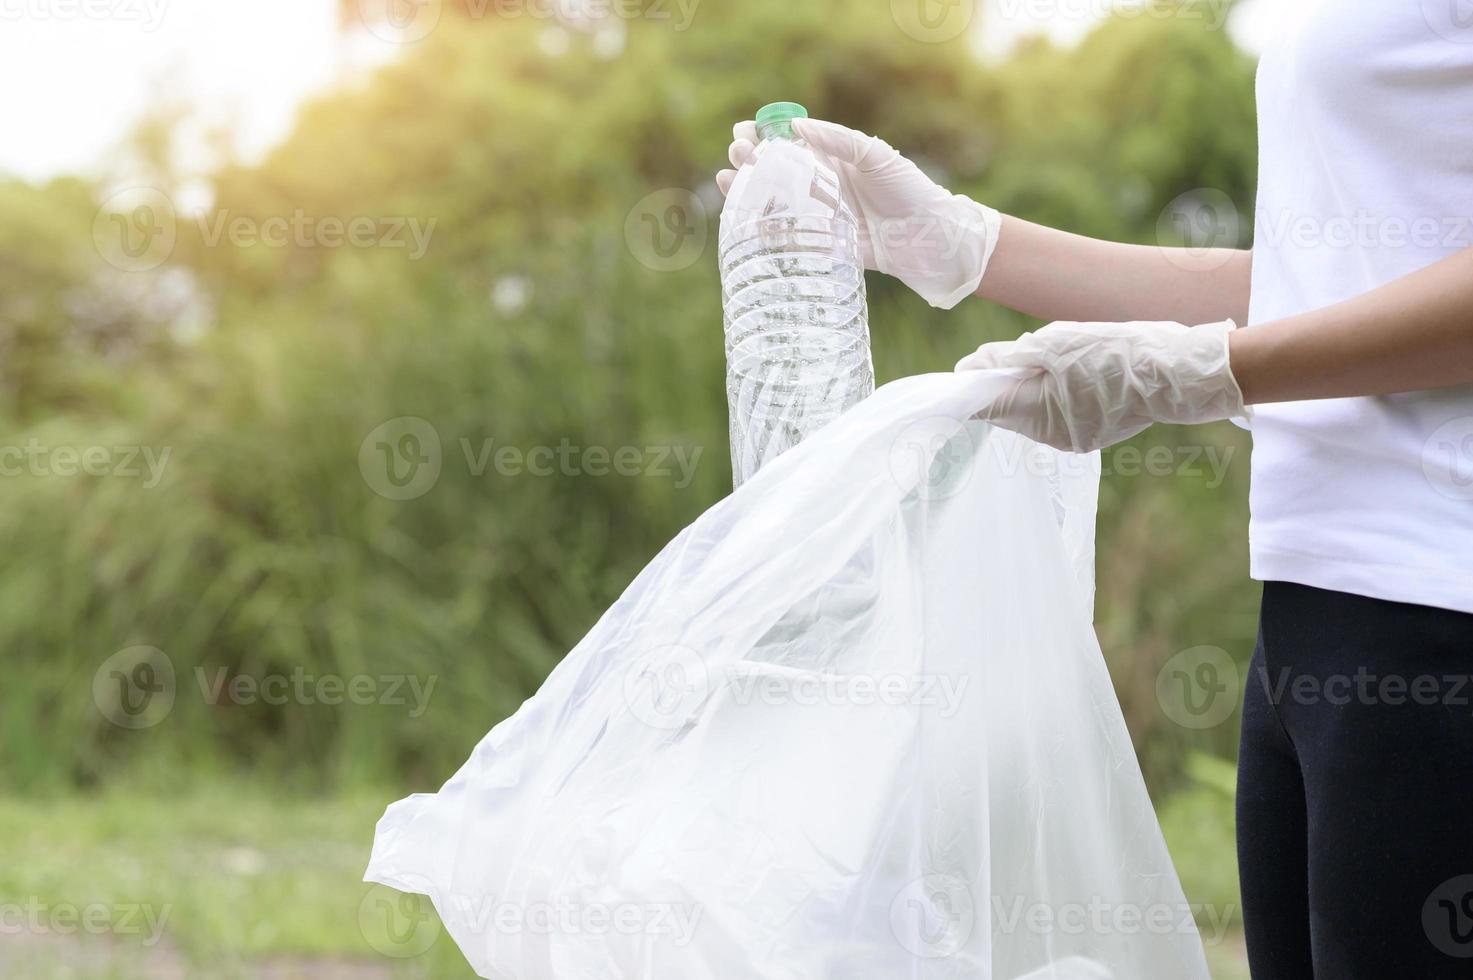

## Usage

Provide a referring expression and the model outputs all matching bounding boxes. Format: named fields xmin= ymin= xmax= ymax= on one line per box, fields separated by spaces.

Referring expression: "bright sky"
xmin=0 ymin=0 xmax=1276 ymax=182
xmin=0 ymin=0 xmax=347 ymax=181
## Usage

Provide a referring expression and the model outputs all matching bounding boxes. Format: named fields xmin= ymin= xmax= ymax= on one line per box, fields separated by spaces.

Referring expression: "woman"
xmin=719 ymin=4 xmax=1473 ymax=977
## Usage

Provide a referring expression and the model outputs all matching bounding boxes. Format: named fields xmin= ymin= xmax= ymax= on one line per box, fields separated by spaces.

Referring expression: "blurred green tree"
xmin=1 ymin=0 xmax=1259 ymax=792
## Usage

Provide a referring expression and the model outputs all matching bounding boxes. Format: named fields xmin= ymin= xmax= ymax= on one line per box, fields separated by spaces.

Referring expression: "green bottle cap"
xmin=755 ymin=102 xmax=808 ymax=141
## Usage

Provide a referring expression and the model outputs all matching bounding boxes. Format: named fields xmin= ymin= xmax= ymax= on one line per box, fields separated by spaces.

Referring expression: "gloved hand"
xmin=954 ymin=319 xmax=1249 ymax=453
xmin=717 ymin=118 xmax=1002 ymax=310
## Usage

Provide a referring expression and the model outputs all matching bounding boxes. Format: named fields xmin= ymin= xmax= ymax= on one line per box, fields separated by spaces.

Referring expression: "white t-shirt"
xmin=1246 ymin=0 xmax=1473 ymax=614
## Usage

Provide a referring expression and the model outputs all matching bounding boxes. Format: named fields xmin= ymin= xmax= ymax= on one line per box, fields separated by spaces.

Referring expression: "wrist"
xmin=929 ymin=196 xmax=1002 ymax=310
xmin=1226 ymin=323 xmax=1265 ymax=405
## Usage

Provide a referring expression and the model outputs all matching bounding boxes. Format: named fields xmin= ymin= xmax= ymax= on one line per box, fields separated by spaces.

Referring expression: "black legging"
xmin=1237 ymin=581 xmax=1473 ymax=977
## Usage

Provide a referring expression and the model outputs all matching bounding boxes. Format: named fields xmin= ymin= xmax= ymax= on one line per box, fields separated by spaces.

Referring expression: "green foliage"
xmin=0 ymin=4 xmax=1261 ymax=793
xmin=0 ymin=178 xmax=178 ymax=419
xmin=1159 ymin=752 xmax=1243 ymax=934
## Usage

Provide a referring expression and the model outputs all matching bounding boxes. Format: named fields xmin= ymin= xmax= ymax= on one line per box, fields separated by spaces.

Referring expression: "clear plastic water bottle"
xmin=719 ymin=101 xmax=873 ymax=488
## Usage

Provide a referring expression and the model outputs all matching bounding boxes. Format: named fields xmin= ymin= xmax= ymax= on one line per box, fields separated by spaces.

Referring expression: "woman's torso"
xmin=1247 ymin=0 xmax=1473 ymax=613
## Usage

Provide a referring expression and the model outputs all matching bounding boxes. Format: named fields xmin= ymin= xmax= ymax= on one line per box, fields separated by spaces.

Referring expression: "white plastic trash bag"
xmin=364 ymin=370 xmax=1211 ymax=980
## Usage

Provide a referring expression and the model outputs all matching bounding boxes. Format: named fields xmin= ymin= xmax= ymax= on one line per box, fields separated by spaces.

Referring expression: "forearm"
xmin=1230 ymin=247 xmax=1473 ymax=404
xmin=976 ymin=215 xmax=1252 ymax=327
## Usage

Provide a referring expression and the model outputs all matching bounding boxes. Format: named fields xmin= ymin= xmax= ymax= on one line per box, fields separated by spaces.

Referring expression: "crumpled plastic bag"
xmin=365 ymin=370 xmax=1211 ymax=980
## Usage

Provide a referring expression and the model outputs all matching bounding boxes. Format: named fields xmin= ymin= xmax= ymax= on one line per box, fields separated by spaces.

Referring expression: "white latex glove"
xmin=954 ymin=319 xmax=1249 ymax=453
xmin=717 ymin=118 xmax=1002 ymax=310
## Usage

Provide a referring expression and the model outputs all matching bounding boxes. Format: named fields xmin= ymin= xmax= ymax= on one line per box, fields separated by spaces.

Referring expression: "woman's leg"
xmin=1237 ymin=617 xmax=1315 ymax=978
xmin=1255 ymin=581 xmax=1473 ymax=976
